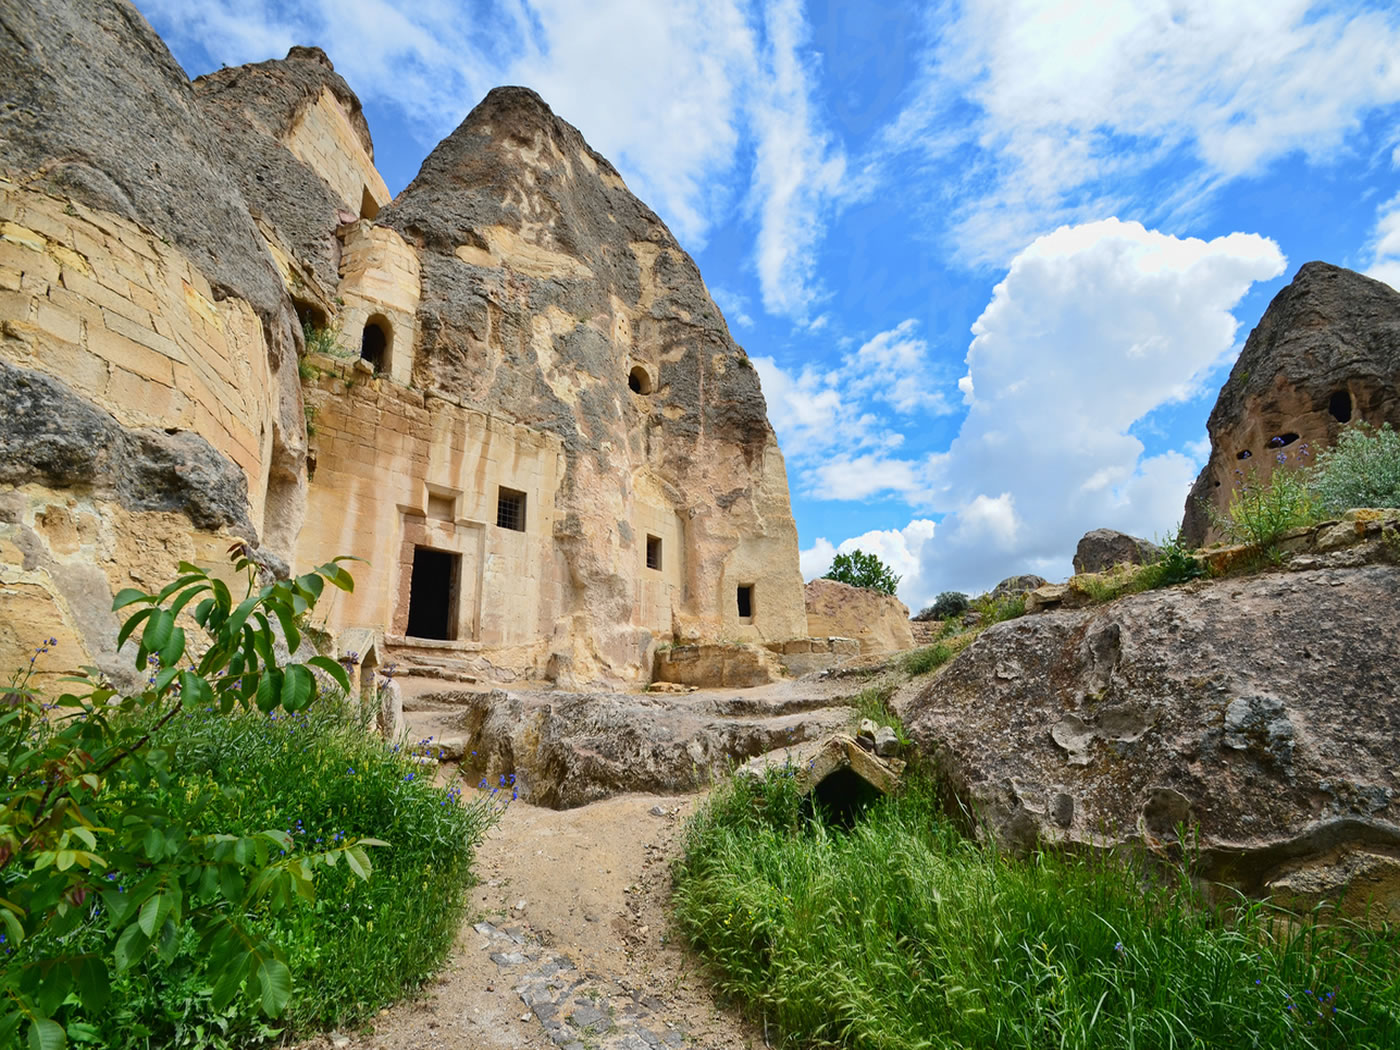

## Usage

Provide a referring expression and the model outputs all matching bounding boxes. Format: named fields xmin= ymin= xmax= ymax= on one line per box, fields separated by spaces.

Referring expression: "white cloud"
xmin=800 ymin=520 xmax=939 ymax=611
xmin=894 ymin=0 xmax=1400 ymax=263
xmin=814 ymin=219 xmax=1286 ymax=599
xmin=708 ymin=285 xmax=756 ymax=329
xmin=753 ymin=317 xmax=957 ymax=499
xmin=1364 ymin=190 xmax=1400 ymax=291
xmin=141 ymin=0 xmax=848 ymax=315
xmin=745 ymin=0 xmax=849 ymax=319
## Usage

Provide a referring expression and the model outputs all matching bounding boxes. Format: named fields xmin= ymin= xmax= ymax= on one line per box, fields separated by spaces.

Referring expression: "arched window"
xmin=361 ymin=317 xmax=389 ymax=372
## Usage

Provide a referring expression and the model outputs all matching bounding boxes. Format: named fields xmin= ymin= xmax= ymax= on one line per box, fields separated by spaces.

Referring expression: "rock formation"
xmin=0 ymin=0 xmax=809 ymax=687
xmin=901 ymin=563 xmax=1400 ymax=917
xmin=803 ymin=578 xmax=915 ymax=655
xmin=1183 ymin=262 xmax=1400 ymax=546
xmin=1072 ymin=530 xmax=1159 ymax=574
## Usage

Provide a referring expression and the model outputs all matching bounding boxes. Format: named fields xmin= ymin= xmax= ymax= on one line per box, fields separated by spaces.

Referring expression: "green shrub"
xmin=674 ymin=770 xmax=1400 ymax=1050
xmin=1139 ymin=525 xmax=1206 ymax=588
xmin=822 ymin=550 xmax=900 ymax=595
xmin=1 ymin=552 xmax=495 ymax=1048
xmin=915 ymin=591 xmax=968 ymax=622
xmin=973 ymin=590 xmax=1025 ymax=624
xmin=901 ymin=642 xmax=953 ymax=676
xmin=301 ymin=321 xmax=345 ymax=358
xmin=1309 ymin=421 xmax=1400 ymax=514
xmin=1208 ymin=456 xmax=1317 ymax=557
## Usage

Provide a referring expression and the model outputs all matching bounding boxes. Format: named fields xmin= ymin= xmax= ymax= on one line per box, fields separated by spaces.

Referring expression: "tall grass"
xmin=673 ymin=770 xmax=1400 ymax=1050
xmin=23 ymin=700 xmax=498 ymax=1048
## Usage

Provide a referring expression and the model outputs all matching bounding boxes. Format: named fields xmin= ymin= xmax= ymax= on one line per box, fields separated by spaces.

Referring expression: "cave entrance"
xmin=406 ymin=546 xmax=458 ymax=641
xmin=808 ymin=766 xmax=886 ymax=829
xmin=1329 ymin=390 xmax=1352 ymax=424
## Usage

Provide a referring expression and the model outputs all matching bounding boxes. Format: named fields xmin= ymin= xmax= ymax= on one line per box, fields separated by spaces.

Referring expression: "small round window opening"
xmin=628 ymin=366 xmax=653 ymax=395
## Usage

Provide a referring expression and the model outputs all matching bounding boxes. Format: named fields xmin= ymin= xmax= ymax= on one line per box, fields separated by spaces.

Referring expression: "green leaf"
xmin=140 ymin=609 xmax=174 ymax=657
xmin=137 ymin=893 xmax=171 ymax=938
xmin=256 ymin=958 xmax=292 ymax=1017
xmin=178 ymin=671 xmax=212 ymax=707
xmin=193 ymin=597 xmax=215 ymax=626
xmin=269 ymin=601 xmax=300 ymax=657
xmin=255 ymin=670 xmax=282 ymax=713
xmin=27 ymin=1018 xmax=66 ymax=1050
xmin=307 ymin=656 xmax=351 ymax=693
xmin=169 ymin=582 xmax=211 ymax=618
xmin=345 ymin=845 xmax=373 ymax=881
xmin=210 ymin=951 xmax=250 ymax=1013
xmin=153 ymin=666 xmax=180 ymax=693
xmin=280 ymin=665 xmax=314 ymax=712
xmin=113 ymin=923 xmax=149 ymax=972
xmin=225 ymin=594 xmax=261 ymax=643
xmin=159 ymin=625 xmax=185 ymax=668
xmin=74 ymin=956 xmax=110 ymax=1013
xmin=295 ymin=573 xmax=324 ymax=601
xmin=0 ymin=906 xmax=25 ymax=946
xmin=218 ymin=864 xmax=244 ymax=903
xmin=111 ymin=588 xmax=151 ymax=611
xmin=115 ymin=607 xmax=156 ymax=651
xmin=64 ymin=1022 xmax=101 ymax=1045
xmin=156 ymin=573 xmax=205 ymax=604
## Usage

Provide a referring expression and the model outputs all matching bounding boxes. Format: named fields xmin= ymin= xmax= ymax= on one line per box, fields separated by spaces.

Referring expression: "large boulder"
xmin=1183 ymin=263 xmax=1400 ymax=546
xmin=901 ymin=564 xmax=1400 ymax=917
xmin=989 ymin=574 xmax=1048 ymax=601
xmin=804 ymin=578 xmax=914 ymax=655
xmin=1072 ymin=530 xmax=1159 ymax=574
xmin=446 ymin=689 xmax=850 ymax=809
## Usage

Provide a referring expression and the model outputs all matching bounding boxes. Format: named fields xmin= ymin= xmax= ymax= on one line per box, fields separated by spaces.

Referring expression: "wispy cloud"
xmin=140 ymin=0 xmax=852 ymax=317
xmin=752 ymin=317 xmax=957 ymax=500
xmin=889 ymin=0 xmax=1400 ymax=264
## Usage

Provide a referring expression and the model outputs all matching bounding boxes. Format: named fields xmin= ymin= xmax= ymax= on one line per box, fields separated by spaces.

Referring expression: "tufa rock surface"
xmin=0 ymin=0 xmax=285 ymax=316
xmin=1183 ymin=263 xmax=1400 ymax=546
xmin=1072 ymin=530 xmax=1159 ymax=574
xmin=901 ymin=564 xmax=1400 ymax=915
xmin=444 ymin=688 xmax=850 ymax=809
xmin=192 ymin=46 xmax=384 ymax=295
xmin=803 ymin=578 xmax=915 ymax=655
xmin=988 ymin=573 xmax=1048 ymax=601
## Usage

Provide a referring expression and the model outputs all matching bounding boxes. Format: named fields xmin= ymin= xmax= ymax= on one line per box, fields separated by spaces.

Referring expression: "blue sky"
xmin=139 ymin=0 xmax=1400 ymax=609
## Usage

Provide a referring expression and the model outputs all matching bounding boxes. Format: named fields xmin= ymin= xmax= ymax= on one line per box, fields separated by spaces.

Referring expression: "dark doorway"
xmin=736 ymin=584 xmax=754 ymax=620
xmin=1329 ymin=390 xmax=1352 ymax=424
xmin=361 ymin=320 xmax=388 ymax=372
xmin=406 ymin=547 xmax=458 ymax=640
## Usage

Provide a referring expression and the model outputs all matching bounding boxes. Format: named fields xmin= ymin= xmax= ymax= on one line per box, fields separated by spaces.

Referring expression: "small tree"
xmin=1308 ymin=421 xmax=1400 ymax=513
xmin=823 ymin=549 xmax=900 ymax=596
xmin=1 ymin=546 xmax=374 ymax=1048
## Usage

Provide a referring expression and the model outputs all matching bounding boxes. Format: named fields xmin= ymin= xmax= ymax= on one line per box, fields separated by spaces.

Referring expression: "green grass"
xmin=673 ymin=770 xmax=1400 ymax=1050
xmin=27 ymin=700 xmax=498 ymax=1048
xmin=902 ymin=642 xmax=953 ymax=676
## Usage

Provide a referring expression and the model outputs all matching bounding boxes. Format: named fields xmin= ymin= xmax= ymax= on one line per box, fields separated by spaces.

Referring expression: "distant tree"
xmin=822 ymin=549 xmax=900 ymax=595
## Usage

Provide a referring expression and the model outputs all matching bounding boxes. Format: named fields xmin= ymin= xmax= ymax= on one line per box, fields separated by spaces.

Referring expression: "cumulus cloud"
xmin=799 ymin=520 xmax=938 ymax=610
xmin=893 ymin=0 xmax=1400 ymax=263
xmin=809 ymin=220 xmax=1286 ymax=602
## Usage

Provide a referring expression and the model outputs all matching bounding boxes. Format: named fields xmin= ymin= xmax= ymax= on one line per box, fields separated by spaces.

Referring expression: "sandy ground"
xmin=297 ymin=791 xmax=766 ymax=1050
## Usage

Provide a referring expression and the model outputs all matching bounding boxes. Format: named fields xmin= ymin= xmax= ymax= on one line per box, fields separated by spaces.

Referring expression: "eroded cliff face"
xmin=371 ymin=87 xmax=806 ymax=680
xmin=1182 ymin=263 xmax=1400 ymax=546
xmin=0 ymin=2 xmax=807 ymax=687
xmin=0 ymin=0 xmax=307 ymax=686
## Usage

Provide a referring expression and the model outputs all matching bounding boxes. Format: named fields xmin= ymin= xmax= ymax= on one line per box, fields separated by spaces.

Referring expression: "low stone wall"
xmin=764 ymin=636 xmax=860 ymax=676
xmin=653 ymin=642 xmax=786 ymax=689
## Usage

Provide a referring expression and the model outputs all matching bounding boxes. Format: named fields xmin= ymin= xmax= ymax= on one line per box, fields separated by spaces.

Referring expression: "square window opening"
xmin=736 ymin=584 xmax=754 ymax=621
xmin=497 ymin=487 xmax=527 ymax=532
xmin=646 ymin=534 xmax=663 ymax=571
xmin=427 ymin=492 xmax=455 ymax=521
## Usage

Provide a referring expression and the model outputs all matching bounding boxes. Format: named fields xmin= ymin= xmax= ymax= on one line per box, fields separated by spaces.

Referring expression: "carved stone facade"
xmin=0 ymin=5 xmax=807 ymax=688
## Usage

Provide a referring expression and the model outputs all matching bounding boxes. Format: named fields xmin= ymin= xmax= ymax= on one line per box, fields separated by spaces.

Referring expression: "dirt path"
xmin=301 ymin=792 xmax=765 ymax=1050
